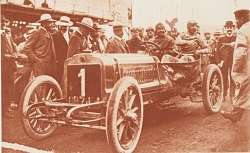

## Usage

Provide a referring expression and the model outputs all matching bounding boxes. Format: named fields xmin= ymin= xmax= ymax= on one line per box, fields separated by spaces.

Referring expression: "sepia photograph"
xmin=1 ymin=0 xmax=250 ymax=152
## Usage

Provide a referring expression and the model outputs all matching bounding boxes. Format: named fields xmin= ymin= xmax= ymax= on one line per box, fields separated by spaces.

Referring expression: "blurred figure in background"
xmin=52 ymin=16 xmax=73 ymax=83
xmin=215 ymin=21 xmax=236 ymax=101
xmin=144 ymin=26 xmax=154 ymax=41
xmin=138 ymin=27 xmax=145 ymax=41
xmin=204 ymin=32 xmax=216 ymax=63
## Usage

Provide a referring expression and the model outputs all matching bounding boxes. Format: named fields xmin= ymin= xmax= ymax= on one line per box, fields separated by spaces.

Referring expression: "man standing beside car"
xmin=221 ymin=8 xmax=250 ymax=123
xmin=67 ymin=17 xmax=95 ymax=58
xmin=52 ymin=16 xmax=73 ymax=83
xmin=22 ymin=14 xmax=57 ymax=77
xmin=215 ymin=21 xmax=236 ymax=101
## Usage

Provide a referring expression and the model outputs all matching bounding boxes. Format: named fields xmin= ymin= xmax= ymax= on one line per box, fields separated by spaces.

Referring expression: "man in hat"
xmin=67 ymin=17 xmax=95 ymax=58
xmin=144 ymin=26 xmax=154 ymax=41
xmin=22 ymin=13 xmax=56 ymax=77
xmin=90 ymin=22 xmax=106 ymax=53
xmin=176 ymin=20 xmax=207 ymax=54
xmin=106 ymin=24 xmax=130 ymax=53
xmin=152 ymin=22 xmax=175 ymax=59
xmin=1 ymin=16 xmax=18 ymax=117
xmin=221 ymin=8 xmax=250 ymax=122
xmin=215 ymin=21 xmax=236 ymax=101
xmin=52 ymin=16 xmax=73 ymax=83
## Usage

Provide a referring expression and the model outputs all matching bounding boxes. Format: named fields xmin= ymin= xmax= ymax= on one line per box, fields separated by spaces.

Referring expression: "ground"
xmin=2 ymin=97 xmax=250 ymax=153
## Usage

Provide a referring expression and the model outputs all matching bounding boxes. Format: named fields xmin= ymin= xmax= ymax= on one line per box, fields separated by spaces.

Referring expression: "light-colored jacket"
xmin=232 ymin=21 xmax=250 ymax=84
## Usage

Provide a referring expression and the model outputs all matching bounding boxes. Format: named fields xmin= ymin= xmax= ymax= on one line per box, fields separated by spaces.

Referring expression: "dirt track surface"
xmin=2 ymin=98 xmax=250 ymax=153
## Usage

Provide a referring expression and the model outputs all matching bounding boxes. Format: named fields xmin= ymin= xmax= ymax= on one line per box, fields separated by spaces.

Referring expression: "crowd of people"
xmin=1 ymin=6 xmax=250 ymax=122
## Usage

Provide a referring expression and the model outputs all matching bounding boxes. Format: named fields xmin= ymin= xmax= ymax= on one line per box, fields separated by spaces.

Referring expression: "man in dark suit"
xmin=52 ymin=16 xmax=73 ymax=83
xmin=22 ymin=14 xmax=57 ymax=77
xmin=67 ymin=17 xmax=95 ymax=58
xmin=215 ymin=21 xmax=236 ymax=100
xmin=106 ymin=24 xmax=130 ymax=53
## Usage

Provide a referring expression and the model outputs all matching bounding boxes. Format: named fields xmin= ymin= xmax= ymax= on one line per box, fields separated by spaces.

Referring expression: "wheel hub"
xmin=125 ymin=110 xmax=137 ymax=122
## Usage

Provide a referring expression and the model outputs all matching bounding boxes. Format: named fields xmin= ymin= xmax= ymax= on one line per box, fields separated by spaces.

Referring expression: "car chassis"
xmin=19 ymin=43 xmax=224 ymax=153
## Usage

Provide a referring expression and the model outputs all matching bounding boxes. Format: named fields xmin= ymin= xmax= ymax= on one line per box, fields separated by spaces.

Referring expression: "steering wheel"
xmin=142 ymin=41 xmax=162 ymax=57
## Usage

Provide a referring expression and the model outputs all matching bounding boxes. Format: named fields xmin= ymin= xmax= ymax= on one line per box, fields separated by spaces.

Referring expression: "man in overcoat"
xmin=52 ymin=16 xmax=73 ymax=83
xmin=22 ymin=14 xmax=57 ymax=77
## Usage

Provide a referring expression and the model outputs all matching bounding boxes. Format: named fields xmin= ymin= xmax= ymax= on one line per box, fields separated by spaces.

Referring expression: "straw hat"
xmin=76 ymin=17 xmax=95 ymax=31
xmin=55 ymin=16 xmax=73 ymax=26
xmin=37 ymin=14 xmax=56 ymax=23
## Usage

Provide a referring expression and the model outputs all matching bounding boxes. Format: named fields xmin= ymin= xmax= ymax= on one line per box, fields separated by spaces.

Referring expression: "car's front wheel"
xmin=202 ymin=64 xmax=224 ymax=114
xmin=19 ymin=75 xmax=62 ymax=140
xmin=106 ymin=77 xmax=143 ymax=153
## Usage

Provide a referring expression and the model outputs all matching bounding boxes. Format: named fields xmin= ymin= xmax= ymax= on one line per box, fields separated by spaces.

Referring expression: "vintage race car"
xmin=19 ymin=43 xmax=224 ymax=153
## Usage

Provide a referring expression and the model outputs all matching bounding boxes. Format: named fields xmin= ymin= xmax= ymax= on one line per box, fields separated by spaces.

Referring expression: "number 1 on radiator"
xmin=78 ymin=68 xmax=85 ymax=97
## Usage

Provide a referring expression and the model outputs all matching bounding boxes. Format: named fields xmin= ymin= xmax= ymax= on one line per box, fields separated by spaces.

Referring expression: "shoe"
xmin=220 ymin=107 xmax=244 ymax=123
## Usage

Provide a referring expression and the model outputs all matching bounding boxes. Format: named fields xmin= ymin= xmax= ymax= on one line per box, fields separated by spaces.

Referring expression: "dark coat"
xmin=106 ymin=37 xmax=129 ymax=53
xmin=22 ymin=27 xmax=56 ymax=76
xmin=152 ymin=34 xmax=175 ymax=59
xmin=126 ymin=37 xmax=144 ymax=53
xmin=1 ymin=31 xmax=17 ymax=72
xmin=215 ymin=35 xmax=236 ymax=67
xmin=52 ymin=30 xmax=69 ymax=82
xmin=67 ymin=31 xmax=88 ymax=58
xmin=1 ymin=31 xmax=17 ymax=103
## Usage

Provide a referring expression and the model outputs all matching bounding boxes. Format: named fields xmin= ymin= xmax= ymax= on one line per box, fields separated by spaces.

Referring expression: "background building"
xmin=1 ymin=0 xmax=132 ymax=26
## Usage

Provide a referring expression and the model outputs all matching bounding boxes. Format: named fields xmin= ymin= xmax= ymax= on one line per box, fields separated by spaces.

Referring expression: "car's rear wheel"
xmin=202 ymin=64 xmax=224 ymax=113
xmin=19 ymin=75 xmax=62 ymax=140
xmin=106 ymin=77 xmax=143 ymax=153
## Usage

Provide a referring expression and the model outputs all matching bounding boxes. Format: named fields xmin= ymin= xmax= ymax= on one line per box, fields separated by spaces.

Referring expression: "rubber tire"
xmin=19 ymin=75 xmax=62 ymax=140
xmin=202 ymin=64 xmax=224 ymax=114
xmin=106 ymin=77 xmax=143 ymax=153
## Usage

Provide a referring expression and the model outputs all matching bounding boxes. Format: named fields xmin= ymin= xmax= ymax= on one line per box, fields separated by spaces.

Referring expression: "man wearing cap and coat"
xmin=215 ymin=21 xmax=236 ymax=101
xmin=52 ymin=16 xmax=73 ymax=83
xmin=106 ymin=24 xmax=130 ymax=53
xmin=67 ymin=17 xmax=95 ymax=58
xmin=221 ymin=8 xmax=250 ymax=123
xmin=22 ymin=13 xmax=56 ymax=77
